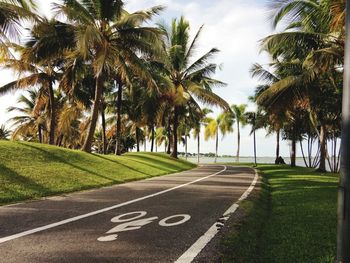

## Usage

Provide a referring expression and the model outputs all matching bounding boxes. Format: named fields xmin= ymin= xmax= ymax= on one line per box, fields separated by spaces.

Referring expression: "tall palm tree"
xmin=259 ymin=0 xmax=344 ymax=171
xmin=204 ymin=112 xmax=233 ymax=163
xmin=55 ymin=0 xmax=164 ymax=153
xmin=193 ymin=108 xmax=212 ymax=163
xmin=231 ymin=104 xmax=247 ymax=162
xmin=0 ymin=18 xmax=76 ymax=145
xmin=160 ymin=16 xmax=229 ymax=158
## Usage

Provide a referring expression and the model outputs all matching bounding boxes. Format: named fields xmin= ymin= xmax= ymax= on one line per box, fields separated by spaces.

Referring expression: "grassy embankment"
xmin=0 ymin=140 xmax=196 ymax=205
xmin=222 ymin=164 xmax=338 ymax=263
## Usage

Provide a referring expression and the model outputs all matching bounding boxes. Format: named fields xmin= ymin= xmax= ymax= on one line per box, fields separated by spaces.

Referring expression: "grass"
xmin=222 ymin=164 xmax=338 ymax=263
xmin=0 ymin=140 xmax=196 ymax=205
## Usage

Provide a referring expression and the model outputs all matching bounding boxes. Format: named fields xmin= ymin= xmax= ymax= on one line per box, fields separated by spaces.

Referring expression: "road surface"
xmin=0 ymin=165 xmax=257 ymax=263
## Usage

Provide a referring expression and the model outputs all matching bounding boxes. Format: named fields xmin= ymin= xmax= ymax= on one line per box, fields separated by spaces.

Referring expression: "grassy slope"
xmin=223 ymin=165 xmax=338 ymax=263
xmin=0 ymin=140 xmax=196 ymax=205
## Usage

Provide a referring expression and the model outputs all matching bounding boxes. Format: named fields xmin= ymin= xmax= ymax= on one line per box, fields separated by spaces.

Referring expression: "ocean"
xmin=183 ymin=156 xmax=330 ymax=170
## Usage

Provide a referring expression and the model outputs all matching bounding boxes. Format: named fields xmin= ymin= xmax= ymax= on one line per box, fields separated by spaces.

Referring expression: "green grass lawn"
xmin=223 ymin=164 xmax=338 ymax=263
xmin=0 ymin=140 xmax=196 ymax=205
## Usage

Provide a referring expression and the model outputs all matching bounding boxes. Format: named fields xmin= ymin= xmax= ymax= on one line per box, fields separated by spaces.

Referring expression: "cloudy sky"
xmin=0 ymin=0 xmax=296 ymax=157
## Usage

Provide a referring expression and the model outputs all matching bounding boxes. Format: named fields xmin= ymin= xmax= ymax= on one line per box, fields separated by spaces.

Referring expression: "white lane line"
xmin=175 ymin=168 xmax=259 ymax=263
xmin=0 ymin=166 xmax=227 ymax=244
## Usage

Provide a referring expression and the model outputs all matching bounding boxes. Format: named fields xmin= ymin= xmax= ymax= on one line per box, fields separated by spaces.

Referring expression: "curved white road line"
xmin=175 ymin=168 xmax=259 ymax=263
xmin=0 ymin=165 xmax=227 ymax=244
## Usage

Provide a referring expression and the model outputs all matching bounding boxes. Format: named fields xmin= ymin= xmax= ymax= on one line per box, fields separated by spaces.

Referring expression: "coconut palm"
xmin=258 ymin=0 xmax=344 ymax=171
xmin=193 ymin=108 xmax=212 ymax=163
xmin=54 ymin=0 xmax=164 ymax=153
xmin=204 ymin=112 xmax=233 ymax=163
xmin=0 ymin=18 xmax=76 ymax=145
xmin=160 ymin=16 xmax=229 ymax=158
xmin=7 ymin=89 xmax=46 ymax=141
xmin=0 ymin=0 xmax=37 ymax=45
xmin=155 ymin=127 xmax=168 ymax=153
xmin=231 ymin=104 xmax=247 ymax=162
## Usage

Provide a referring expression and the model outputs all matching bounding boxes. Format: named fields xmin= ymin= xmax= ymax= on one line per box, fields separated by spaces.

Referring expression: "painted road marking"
xmin=111 ymin=211 xmax=148 ymax=223
xmin=159 ymin=214 xmax=191 ymax=227
xmin=0 ymin=166 xmax=227 ymax=244
xmin=98 ymin=211 xmax=191 ymax=242
xmin=175 ymin=168 xmax=259 ymax=263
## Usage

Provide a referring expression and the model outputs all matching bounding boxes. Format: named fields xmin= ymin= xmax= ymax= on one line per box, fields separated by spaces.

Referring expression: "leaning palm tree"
xmin=231 ymin=104 xmax=247 ymax=162
xmin=55 ymin=0 xmax=164 ymax=153
xmin=204 ymin=112 xmax=233 ymax=163
xmin=0 ymin=18 xmax=76 ymax=145
xmin=160 ymin=16 xmax=229 ymax=158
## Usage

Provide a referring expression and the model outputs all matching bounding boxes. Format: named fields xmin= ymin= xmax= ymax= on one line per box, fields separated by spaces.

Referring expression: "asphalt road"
xmin=0 ymin=165 xmax=257 ymax=263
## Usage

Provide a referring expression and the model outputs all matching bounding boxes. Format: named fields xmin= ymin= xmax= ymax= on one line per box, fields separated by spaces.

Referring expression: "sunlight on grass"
xmin=0 ymin=140 xmax=196 ymax=205
xmin=223 ymin=164 xmax=338 ymax=263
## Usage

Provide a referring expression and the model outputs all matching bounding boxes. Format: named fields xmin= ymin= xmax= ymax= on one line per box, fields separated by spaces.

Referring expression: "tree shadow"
xmin=92 ymin=154 xmax=152 ymax=176
xmin=123 ymin=154 xmax=189 ymax=172
xmin=20 ymin=143 xmax=126 ymax=182
xmin=0 ymin=163 xmax=51 ymax=204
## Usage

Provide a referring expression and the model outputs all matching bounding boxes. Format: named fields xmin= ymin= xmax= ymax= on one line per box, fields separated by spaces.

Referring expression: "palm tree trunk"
xmin=151 ymin=126 xmax=155 ymax=152
xmin=253 ymin=124 xmax=257 ymax=166
xmin=136 ymin=127 xmax=140 ymax=152
xmin=101 ymin=103 xmax=107 ymax=155
xmin=236 ymin=120 xmax=240 ymax=162
xmin=185 ymin=133 xmax=188 ymax=160
xmin=38 ymin=124 xmax=42 ymax=143
xmin=318 ymin=124 xmax=327 ymax=172
xmin=291 ymin=137 xmax=296 ymax=167
xmin=215 ymin=129 xmax=218 ymax=163
xmin=300 ymin=140 xmax=308 ymax=167
xmin=47 ymin=80 xmax=56 ymax=145
xmin=308 ymin=135 xmax=312 ymax=167
xmin=197 ymin=134 xmax=200 ymax=164
xmin=171 ymin=106 xmax=179 ymax=158
xmin=57 ymin=134 xmax=64 ymax=147
xmin=167 ymin=116 xmax=172 ymax=154
xmin=115 ymin=78 xmax=122 ymax=155
xmin=275 ymin=129 xmax=280 ymax=163
xmin=82 ymin=76 xmax=103 ymax=153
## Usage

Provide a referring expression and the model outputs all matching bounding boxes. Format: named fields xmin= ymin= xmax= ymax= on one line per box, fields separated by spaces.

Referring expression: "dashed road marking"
xmin=175 ymin=168 xmax=259 ymax=263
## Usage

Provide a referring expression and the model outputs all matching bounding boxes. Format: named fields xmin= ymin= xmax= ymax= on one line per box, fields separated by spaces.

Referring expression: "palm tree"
xmin=0 ymin=124 xmax=11 ymax=139
xmin=259 ymin=0 xmax=344 ymax=171
xmin=193 ymin=108 xmax=212 ymax=163
xmin=160 ymin=16 xmax=229 ymax=159
xmin=0 ymin=0 xmax=37 ymax=46
xmin=231 ymin=104 xmax=247 ymax=162
xmin=155 ymin=127 xmax=168 ymax=153
xmin=204 ymin=112 xmax=233 ymax=163
xmin=245 ymin=111 xmax=266 ymax=166
xmin=7 ymin=89 xmax=46 ymax=141
xmin=250 ymin=65 xmax=287 ymax=163
xmin=0 ymin=18 xmax=76 ymax=145
xmin=55 ymin=0 xmax=164 ymax=153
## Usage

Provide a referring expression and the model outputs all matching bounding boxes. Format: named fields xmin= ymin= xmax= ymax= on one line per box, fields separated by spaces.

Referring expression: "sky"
xmin=0 ymin=0 xmax=296 ymax=157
